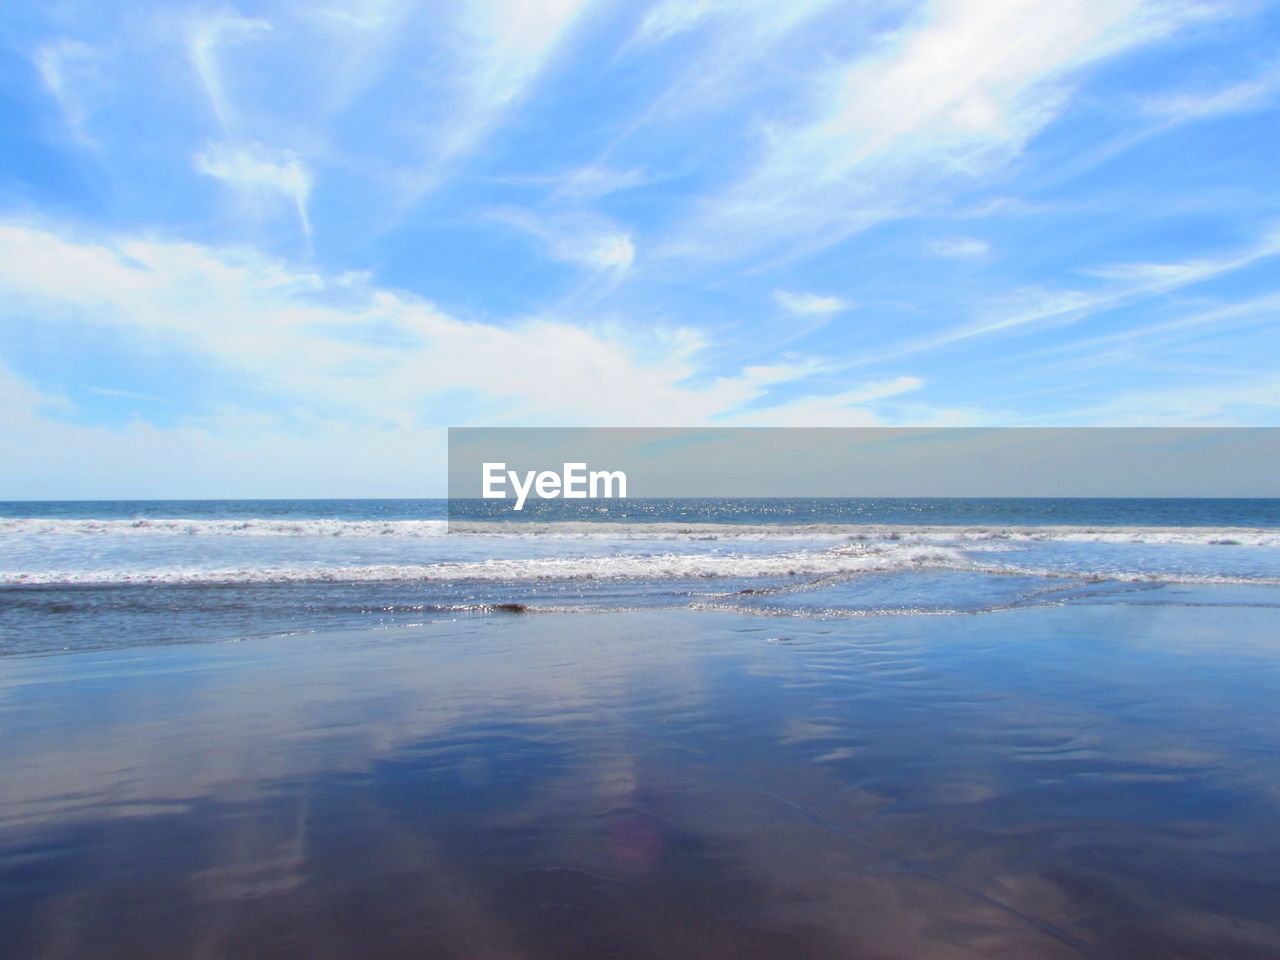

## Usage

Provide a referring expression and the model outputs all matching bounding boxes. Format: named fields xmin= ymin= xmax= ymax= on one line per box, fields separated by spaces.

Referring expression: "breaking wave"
xmin=3 ymin=517 xmax=1279 ymax=546
xmin=6 ymin=540 xmax=1280 ymax=587
xmin=0 ymin=518 xmax=451 ymax=538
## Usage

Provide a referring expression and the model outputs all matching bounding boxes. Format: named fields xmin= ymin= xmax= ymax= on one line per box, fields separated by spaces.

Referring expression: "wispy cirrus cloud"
xmin=396 ymin=0 xmax=596 ymax=200
xmin=1142 ymin=63 xmax=1280 ymax=121
xmin=85 ymin=385 xmax=168 ymax=403
xmin=847 ymin=220 xmax=1280 ymax=365
xmin=930 ymin=236 xmax=990 ymax=258
xmin=608 ymin=0 xmax=852 ymax=146
xmin=1026 ymin=292 xmax=1280 ymax=365
xmin=667 ymin=0 xmax=1230 ymax=263
xmin=553 ymin=165 xmax=650 ymax=200
xmin=491 ymin=208 xmax=636 ymax=273
xmin=196 ymin=143 xmax=315 ymax=240
xmin=1038 ymin=375 xmax=1280 ymax=426
xmin=187 ymin=14 xmax=271 ymax=136
xmin=1083 ymin=225 xmax=1280 ymax=284
xmin=773 ymin=289 xmax=850 ymax=316
xmin=717 ymin=375 xmax=928 ymax=427
xmin=628 ymin=0 xmax=847 ymax=59
xmin=34 ymin=40 xmax=104 ymax=149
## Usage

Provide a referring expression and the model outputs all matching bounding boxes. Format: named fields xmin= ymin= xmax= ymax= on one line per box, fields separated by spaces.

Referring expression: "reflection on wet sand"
xmin=2 ymin=605 xmax=1280 ymax=958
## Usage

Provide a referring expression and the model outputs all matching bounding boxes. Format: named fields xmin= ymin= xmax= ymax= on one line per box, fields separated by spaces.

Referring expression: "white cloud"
xmin=633 ymin=0 xmax=727 ymax=44
xmin=1143 ymin=65 xmax=1280 ymax=120
xmin=0 ymin=223 xmax=955 ymax=494
xmin=85 ymin=386 xmax=167 ymax=403
xmin=0 ymin=362 xmax=71 ymax=417
xmin=452 ymin=0 xmax=593 ymax=116
xmin=1083 ymin=225 xmax=1280 ymax=286
xmin=497 ymin=164 xmax=649 ymax=199
xmin=399 ymin=0 xmax=595 ymax=199
xmin=196 ymin=143 xmax=315 ymax=239
xmin=555 ymin=165 xmax=649 ymax=200
xmin=611 ymin=0 xmax=850 ymax=146
xmin=187 ymin=14 xmax=272 ymax=135
xmin=930 ymin=236 xmax=990 ymax=258
xmin=34 ymin=40 xmax=104 ymax=148
xmin=492 ymin=208 xmax=635 ymax=272
xmin=855 ymin=222 xmax=1280 ymax=365
xmin=670 ymin=0 xmax=1223 ymax=262
xmin=0 ymin=374 xmax=450 ymax=499
xmin=718 ymin=376 xmax=927 ymax=427
xmin=0 ymin=222 xmax=894 ymax=428
xmin=630 ymin=0 xmax=844 ymax=54
xmin=307 ymin=0 xmax=420 ymax=116
xmin=1028 ymin=292 xmax=1280 ymax=365
xmin=773 ymin=289 xmax=850 ymax=316
xmin=1042 ymin=375 xmax=1280 ymax=426
xmin=311 ymin=0 xmax=405 ymax=31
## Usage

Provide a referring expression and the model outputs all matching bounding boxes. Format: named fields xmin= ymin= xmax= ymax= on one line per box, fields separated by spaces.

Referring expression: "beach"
xmin=4 ymin=599 xmax=1280 ymax=958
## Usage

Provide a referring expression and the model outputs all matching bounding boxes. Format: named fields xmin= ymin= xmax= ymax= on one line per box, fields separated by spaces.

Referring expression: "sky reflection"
xmin=2 ymin=606 xmax=1279 ymax=958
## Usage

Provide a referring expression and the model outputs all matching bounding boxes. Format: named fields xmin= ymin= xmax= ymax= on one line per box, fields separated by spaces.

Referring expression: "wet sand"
xmin=2 ymin=604 xmax=1279 ymax=959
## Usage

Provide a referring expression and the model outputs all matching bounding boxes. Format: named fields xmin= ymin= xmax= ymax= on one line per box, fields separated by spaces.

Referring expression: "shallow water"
xmin=2 ymin=605 xmax=1279 ymax=959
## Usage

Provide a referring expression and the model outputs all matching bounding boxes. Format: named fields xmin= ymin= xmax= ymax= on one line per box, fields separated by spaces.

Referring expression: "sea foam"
xmin=5 ymin=539 xmax=1280 ymax=587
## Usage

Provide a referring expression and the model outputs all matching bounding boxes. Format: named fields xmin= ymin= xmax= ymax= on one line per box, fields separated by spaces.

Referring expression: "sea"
xmin=3 ymin=497 xmax=1279 ymax=656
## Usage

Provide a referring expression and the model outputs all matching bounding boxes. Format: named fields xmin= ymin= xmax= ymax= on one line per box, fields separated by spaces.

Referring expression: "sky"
xmin=2 ymin=0 xmax=1279 ymax=497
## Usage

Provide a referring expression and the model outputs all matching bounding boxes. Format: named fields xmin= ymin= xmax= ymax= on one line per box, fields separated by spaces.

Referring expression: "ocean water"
xmin=2 ymin=498 xmax=1279 ymax=655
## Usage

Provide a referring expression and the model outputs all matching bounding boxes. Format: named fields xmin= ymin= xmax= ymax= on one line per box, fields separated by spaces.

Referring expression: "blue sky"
xmin=2 ymin=0 xmax=1279 ymax=497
